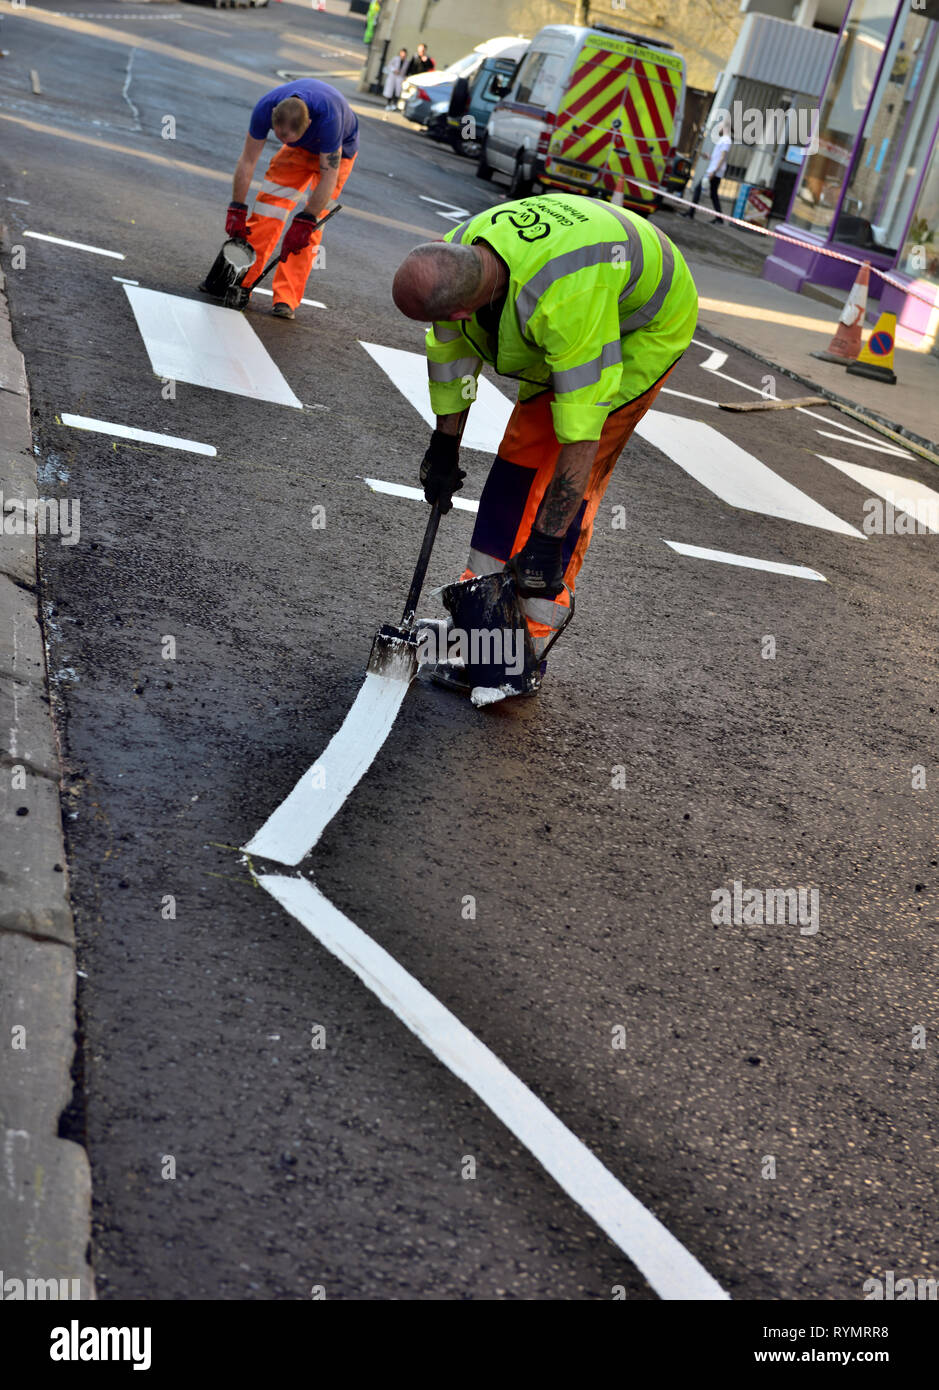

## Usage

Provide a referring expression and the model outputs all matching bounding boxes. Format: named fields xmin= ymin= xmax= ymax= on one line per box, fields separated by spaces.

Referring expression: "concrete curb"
xmin=0 ymin=263 xmax=94 ymax=1301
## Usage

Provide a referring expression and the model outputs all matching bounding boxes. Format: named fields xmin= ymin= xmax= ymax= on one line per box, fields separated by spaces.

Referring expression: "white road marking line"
xmin=815 ymin=430 xmax=912 ymax=458
xmin=123 ymin=286 xmax=302 ymax=409
xmin=259 ymin=872 xmax=729 ymax=1301
xmin=692 ymin=343 xmax=910 ymax=452
xmin=60 ymin=413 xmax=217 ymax=456
xmin=691 ymin=339 xmax=727 ymax=372
xmin=637 ymin=411 xmax=865 ymax=537
xmin=112 ymin=275 xmax=139 ymax=284
xmin=5 ymin=197 xmax=30 ymax=205
xmin=250 ymin=287 xmax=326 ymax=309
xmin=360 ymin=342 xmax=512 ymax=454
xmin=663 ymin=540 xmax=826 ymax=581
xmin=23 ymin=230 xmax=125 ymax=260
xmin=364 ymin=476 xmax=479 ymax=513
xmin=419 ymin=194 xmax=471 ymax=222
xmin=818 ymin=456 xmax=939 ymax=535
xmin=660 ymin=387 xmax=720 ymax=407
xmin=244 ymin=671 xmax=413 ymax=865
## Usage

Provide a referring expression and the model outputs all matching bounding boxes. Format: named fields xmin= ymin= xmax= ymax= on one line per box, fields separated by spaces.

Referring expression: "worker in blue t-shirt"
xmin=224 ymin=79 xmax=359 ymax=318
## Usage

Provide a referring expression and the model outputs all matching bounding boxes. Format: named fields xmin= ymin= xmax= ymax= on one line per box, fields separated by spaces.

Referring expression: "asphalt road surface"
xmin=2 ymin=0 xmax=938 ymax=1302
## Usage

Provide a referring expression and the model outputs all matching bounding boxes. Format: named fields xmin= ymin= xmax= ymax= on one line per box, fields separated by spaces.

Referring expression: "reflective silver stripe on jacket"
xmin=516 ymin=227 xmax=644 ymax=337
xmin=618 ymin=224 xmax=675 ymax=334
xmin=552 ymin=338 xmax=623 ymax=393
xmin=427 ymin=355 xmax=482 ymax=383
xmin=434 ymin=325 xmax=463 ymax=343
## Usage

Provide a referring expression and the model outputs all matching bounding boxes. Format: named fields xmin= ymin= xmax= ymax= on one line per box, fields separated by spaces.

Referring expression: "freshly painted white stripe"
xmin=23 ymin=230 xmax=125 ymax=260
xmin=637 ymin=411 xmax=864 ymax=538
xmin=123 ymin=286 xmax=302 ymax=409
xmin=6 ymin=197 xmax=30 ymax=205
xmin=691 ymin=340 xmax=727 ymax=373
xmin=364 ymin=476 xmax=479 ymax=513
xmin=691 ymin=345 xmax=905 ymax=448
xmin=112 ymin=276 xmax=139 ymax=285
xmin=815 ymin=430 xmax=911 ymax=459
xmin=660 ymin=387 xmax=720 ymax=407
xmin=60 ymin=413 xmax=217 ymax=457
xmin=818 ymin=456 xmax=939 ymax=534
xmin=359 ymin=342 xmax=513 ymax=454
xmin=419 ymin=194 xmax=470 ymax=223
xmin=251 ymin=287 xmax=326 ymax=309
xmin=260 ymin=872 xmax=730 ymax=1301
xmin=244 ymin=670 xmax=413 ymax=865
xmin=663 ymin=539 xmax=827 ymax=581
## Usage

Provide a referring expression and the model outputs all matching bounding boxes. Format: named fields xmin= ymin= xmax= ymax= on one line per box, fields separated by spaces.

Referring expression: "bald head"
xmin=393 ymin=242 xmax=485 ymax=321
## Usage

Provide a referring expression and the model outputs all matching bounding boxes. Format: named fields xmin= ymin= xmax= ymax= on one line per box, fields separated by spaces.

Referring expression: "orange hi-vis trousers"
xmin=242 ymin=146 xmax=356 ymax=309
xmin=461 ymin=372 xmax=672 ymax=656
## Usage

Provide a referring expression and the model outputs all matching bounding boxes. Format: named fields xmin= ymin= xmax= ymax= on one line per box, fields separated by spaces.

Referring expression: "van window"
xmin=515 ymin=51 xmax=547 ymax=104
xmin=516 ymin=50 xmax=566 ymax=107
xmin=529 ymin=52 xmax=566 ymax=107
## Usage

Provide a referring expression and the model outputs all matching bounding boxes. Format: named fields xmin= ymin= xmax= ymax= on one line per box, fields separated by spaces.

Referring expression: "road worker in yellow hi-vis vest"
xmin=392 ymin=193 xmax=698 ymax=696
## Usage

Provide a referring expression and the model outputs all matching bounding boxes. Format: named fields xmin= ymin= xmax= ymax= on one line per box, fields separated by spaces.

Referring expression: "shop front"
xmin=763 ymin=0 xmax=939 ymax=350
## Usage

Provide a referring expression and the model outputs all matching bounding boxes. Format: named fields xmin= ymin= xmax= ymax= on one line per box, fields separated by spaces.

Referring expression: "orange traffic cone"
xmin=611 ymin=174 xmax=626 ymax=207
xmin=811 ymin=261 xmax=869 ymax=363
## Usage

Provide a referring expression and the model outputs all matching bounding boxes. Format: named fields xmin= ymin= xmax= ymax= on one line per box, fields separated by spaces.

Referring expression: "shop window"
xmin=790 ymin=0 xmax=897 ymax=236
xmin=835 ymin=8 xmax=939 ymax=254
xmin=899 ymin=133 xmax=939 ymax=288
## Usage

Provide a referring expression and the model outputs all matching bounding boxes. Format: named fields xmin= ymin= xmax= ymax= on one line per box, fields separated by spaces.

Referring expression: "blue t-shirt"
xmin=249 ymin=80 xmax=359 ymax=157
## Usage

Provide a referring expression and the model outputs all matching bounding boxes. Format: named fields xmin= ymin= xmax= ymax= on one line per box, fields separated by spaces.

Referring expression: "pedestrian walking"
xmin=684 ymin=121 xmax=732 ymax=222
xmin=392 ymin=194 xmax=698 ymax=696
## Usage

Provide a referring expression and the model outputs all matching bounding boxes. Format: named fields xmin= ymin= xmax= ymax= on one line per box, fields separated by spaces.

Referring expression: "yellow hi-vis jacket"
xmin=426 ymin=195 xmax=698 ymax=443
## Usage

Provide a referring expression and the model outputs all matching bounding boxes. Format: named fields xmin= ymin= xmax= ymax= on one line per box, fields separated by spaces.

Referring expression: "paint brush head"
xmin=367 ymin=625 xmax=418 ymax=682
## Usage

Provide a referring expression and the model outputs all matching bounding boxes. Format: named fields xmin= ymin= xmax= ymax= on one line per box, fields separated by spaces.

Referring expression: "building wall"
xmin=365 ymin=0 xmax=744 ymax=91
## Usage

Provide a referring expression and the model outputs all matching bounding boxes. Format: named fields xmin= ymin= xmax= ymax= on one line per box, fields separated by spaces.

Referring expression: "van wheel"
xmin=508 ymin=154 xmax=533 ymax=199
xmin=476 ymin=139 xmax=493 ymax=181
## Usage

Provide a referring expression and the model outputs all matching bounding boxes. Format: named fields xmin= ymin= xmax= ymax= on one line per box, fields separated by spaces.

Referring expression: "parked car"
xmin=401 ymin=36 xmax=529 ymax=139
xmin=479 ymin=23 xmax=686 ymax=213
xmin=445 ymin=49 xmax=529 ymax=157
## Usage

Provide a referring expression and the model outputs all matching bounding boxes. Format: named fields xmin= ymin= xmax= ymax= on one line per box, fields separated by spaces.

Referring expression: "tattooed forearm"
xmin=323 ymin=150 xmax=341 ymax=170
xmin=536 ymin=440 xmax=598 ymax=536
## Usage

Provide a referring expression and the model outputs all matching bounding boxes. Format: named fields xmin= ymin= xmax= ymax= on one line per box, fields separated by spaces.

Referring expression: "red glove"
xmin=226 ymin=201 xmax=249 ymax=238
xmin=282 ymin=212 xmax=318 ymax=257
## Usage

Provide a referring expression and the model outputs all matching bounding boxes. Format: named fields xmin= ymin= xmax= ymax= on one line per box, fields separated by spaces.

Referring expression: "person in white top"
xmin=683 ymin=121 xmax=732 ymax=222
xmin=383 ymin=49 xmax=409 ymax=112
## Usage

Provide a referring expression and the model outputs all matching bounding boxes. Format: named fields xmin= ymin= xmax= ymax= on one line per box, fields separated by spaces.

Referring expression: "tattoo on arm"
xmin=535 ymin=440 xmax=597 ymax=535
xmin=323 ymin=151 xmax=341 ymax=170
xmin=538 ymin=473 xmax=582 ymax=535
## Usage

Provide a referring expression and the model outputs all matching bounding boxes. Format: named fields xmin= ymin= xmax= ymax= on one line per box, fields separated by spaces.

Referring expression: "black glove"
xmin=419 ymin=429 xmax=466 ymax=513
xmin=506 ymin=529 xmax=565 ymax=598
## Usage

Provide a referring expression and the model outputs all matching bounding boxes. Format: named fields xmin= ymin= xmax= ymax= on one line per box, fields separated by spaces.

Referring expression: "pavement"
xmin=1 ymin=0 xmax=939 ymax=1305
xmin=673 ymin=232 xmax=939 ymax=454
xmin=0 ymin=259 xmax=94 ymax=1295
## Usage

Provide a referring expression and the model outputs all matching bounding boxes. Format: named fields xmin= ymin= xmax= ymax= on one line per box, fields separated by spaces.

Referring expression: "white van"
xmin=479 ymin=23 xmax=686 ymax=213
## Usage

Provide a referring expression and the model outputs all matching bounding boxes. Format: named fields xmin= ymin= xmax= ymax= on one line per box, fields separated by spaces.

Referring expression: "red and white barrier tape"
xmin=620 ymin=177 xmax=938 ymax=311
